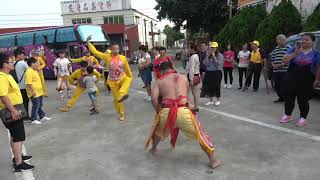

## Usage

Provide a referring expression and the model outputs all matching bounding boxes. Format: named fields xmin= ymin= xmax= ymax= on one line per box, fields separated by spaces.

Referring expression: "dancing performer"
xmin=145 ymin=61 xmax=221 ymax=169
xmin=60 ymin=61 xmax=101 ymax=112
xmin=87 ymin=36 xmax=132 ymax=121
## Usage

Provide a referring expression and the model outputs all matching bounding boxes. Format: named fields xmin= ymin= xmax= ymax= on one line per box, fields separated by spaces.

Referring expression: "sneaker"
xmin=205 ymin=101 xmax=214 ymax=106
xmin=227 ymin=84 xmax=232 ymax=89
xmin=31 ymin=120 xmax=42 ymax=125
xmin=296 ymin=118 xmax=307 ymax=127
xmin=41 ymin=117 xmax=51 ymax=121
xmin=143 ymin=96 xmax=149 ymax=100
xmin=146 ymin=96 xmax=151 ymax=101
xmin=90 ymin=107 xmax=95 ymax=112
xmin=119 ymin=114 xmax=125 ymax=121
xmin=280 ymin=115 xmax=293 ymax=123
xmin=13 ymin=161 xmax=34 ymax=172
xmin=214 ymin=101 xmax=221 ymax=106
xmin=12 ymin=155 xmax=32 ymax=164
xmin=238 ymin=87 xmax=242 ymax=90
xmin=90 ymin=110 xmax=100 ymax=115
xmin=242 ymin=86 xmax=248 ymax=92
xmin=223 ymin=84 xmax=227 ymax=88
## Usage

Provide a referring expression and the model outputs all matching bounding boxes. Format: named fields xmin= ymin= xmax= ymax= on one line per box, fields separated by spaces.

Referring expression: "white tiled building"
xmin=60 ymin=0 xmax=166 ymax=55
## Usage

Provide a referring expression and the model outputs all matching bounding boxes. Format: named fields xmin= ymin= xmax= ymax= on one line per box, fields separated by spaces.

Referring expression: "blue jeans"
xmin=88 ymin=91 xmax=97 ymax=102
xmin=31 ymin=96 xmax=45 ymax=121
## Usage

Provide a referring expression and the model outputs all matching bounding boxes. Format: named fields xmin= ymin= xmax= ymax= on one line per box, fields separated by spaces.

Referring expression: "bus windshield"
xmin=77 ymin=25 xmax=109 ymax=43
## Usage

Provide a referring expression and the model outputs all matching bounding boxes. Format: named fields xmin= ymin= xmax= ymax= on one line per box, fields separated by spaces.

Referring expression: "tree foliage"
xmin=214 ymin=5 xmax=267 ymax=52
xmin=304 ymin=3 xmax=320 ymax=32
xmin=163 ymin=25 xmax=185 ymax=47
xmin=155 ymin=0 xmax=230 ymax=37
xmin=255 ymin=0 xmax=301 ymax=52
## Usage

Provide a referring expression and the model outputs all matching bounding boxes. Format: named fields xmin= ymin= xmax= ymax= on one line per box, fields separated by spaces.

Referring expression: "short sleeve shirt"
xmin=83 ymin=75 xmax=97 ymax=93
xmin=53 ymin=58 xmax=71 ymax=76
xmin=0 ymin=72 xmax=23 ymax=110
xmin=15 ymin=60 xmax=28 ymax=89
xmin=286 ymin=48 xmax=320 ymax=73
xmin=25 ymin=68 xmax=44 ymax=98
xmin=250 ymin=49 xmax=267 ymax=63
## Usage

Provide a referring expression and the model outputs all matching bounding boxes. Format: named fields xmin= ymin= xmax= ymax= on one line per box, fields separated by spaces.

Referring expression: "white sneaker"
xmin=31 ymin=120 xmax=42 ymax=125
xmin=146 ymin=96 xmax=151 ymax=101
xmin=223 ymin=84 xmax=227 ymax=88
xmin=227 ymin=84 xmax=232 ymax=89
xmin=41 ymin=117 xmax=51 ymax=121
xmin=144 ymin=96 xmax=149 ymax=100
xmin=214 ymin=101 xmax=221 ymax=106
xmin=205 ymin=101 xmax=214 ymax=106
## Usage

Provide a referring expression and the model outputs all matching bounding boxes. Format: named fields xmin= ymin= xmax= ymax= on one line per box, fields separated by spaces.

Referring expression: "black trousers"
xmin=238 ymin=67 xmax=247 ymax=88
xmin=272 ymin=72 xmax=286 ymax=100
xmin=103 ymin=71 xmax=111 ymax=91
xmin=245 ymin=63 xmax=262 ymax=90
xmin=283 ymin=66 xmax=314 ymax=119
xmin=20 ymin=89 xmax=29 ymax=117
xmin=223 ymin=67 xmax=233 ymax=85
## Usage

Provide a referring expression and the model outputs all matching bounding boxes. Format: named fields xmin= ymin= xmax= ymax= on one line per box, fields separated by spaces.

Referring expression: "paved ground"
xmin=1 ymin=61 xmax=320 ymax=180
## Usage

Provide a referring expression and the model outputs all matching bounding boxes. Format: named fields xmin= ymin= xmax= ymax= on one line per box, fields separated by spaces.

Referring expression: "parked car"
xmin=286 ymin=31 xmax=320 ymax=93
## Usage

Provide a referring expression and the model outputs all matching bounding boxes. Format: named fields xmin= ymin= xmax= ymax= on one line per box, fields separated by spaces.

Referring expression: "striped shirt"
xmin=271 ymin=45 xmax=291 ymax=72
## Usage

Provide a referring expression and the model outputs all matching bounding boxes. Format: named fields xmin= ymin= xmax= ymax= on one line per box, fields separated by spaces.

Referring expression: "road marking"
xmin=130 ymin=89 xmax=320 ymax=142
xmin=8 ymin=131 xmax=35 ymax=180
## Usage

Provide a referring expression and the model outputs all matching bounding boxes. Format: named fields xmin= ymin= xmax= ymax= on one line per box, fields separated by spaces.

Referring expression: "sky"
xmin=0 ymin=0 xmax=173 ymax=30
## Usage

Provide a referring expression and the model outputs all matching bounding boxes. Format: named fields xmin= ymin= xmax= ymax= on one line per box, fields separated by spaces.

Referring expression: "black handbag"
xmin=0 ymin=104 xmax=28 ymax=123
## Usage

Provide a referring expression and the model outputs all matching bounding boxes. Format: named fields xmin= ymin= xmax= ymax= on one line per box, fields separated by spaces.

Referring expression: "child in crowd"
xmin=83 ymin=66 xmax=99 ymax=115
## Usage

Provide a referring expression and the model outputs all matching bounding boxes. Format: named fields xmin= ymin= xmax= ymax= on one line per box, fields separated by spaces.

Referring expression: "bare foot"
xmin=149 ymin=148 xmax=157 ymax=155
xmin=209 ymin=160 xmax=222 ymax=169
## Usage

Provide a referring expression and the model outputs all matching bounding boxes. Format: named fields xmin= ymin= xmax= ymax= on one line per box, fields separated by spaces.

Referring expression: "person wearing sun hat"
xmin=243 ymin=40 xmax=268 ymax=92
xmin=200 ymin=42 xmax=224 ymax=106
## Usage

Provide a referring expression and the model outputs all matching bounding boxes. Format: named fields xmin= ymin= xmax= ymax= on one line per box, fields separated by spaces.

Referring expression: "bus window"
xmin=56 ymin=27 xmax=77 ymax=42
xmin=17 ymin=32 xmax=34 ymax=46
xmin=77 ymin=25 xmax=109 ymax=43
xmin=0 ymin=35 xmax=15 ymax=48
xmin=35 ymin=29 xmax=56 ymax=44
xmin=68 ymin=45 xmax=81 ymax=59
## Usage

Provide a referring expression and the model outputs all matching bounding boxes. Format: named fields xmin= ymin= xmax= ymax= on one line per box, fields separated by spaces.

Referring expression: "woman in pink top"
xmin=223 ymin=44 xmax=235 ymax=88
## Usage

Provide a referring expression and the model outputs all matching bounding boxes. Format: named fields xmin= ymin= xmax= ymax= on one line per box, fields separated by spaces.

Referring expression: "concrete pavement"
xmin=1 ymin=64 xmax=320 ymax=180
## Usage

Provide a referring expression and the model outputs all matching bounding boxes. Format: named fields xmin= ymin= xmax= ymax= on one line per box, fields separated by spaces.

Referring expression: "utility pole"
xmin=228 ymin=0 xmax=233 ymax=20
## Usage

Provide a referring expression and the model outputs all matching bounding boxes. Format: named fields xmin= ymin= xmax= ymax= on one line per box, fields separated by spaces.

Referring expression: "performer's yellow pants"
xmin=66 ymin=86 xmax=86 ymax=108
xmin=107 ymin=75 xmax=132 ymax=116
xmin=39 ymin=71 xmax=47 ymax=95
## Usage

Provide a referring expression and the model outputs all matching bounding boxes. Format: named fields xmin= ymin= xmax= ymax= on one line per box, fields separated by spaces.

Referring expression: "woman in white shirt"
xmin=237 ymin=43 xmax=250 ymax=89
xmin=186 ymin=43 xmax=200 ymax=112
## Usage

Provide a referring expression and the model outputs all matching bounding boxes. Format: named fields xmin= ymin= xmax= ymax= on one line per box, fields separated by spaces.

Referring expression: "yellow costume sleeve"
xmin=37 ymin=57 xmax=46 ymax=70
xmin=71 ymin=56 xmax=85 ymax=63
xmin=68 ymin=69 xmax=81 ymax=86
xmin=121 ymin=56 xmax=132 ymax=78
xmin=93 ymin=69 xmax=101 ymax=80
xmin=88 ymin=42 xmax=110 ymax=64
xmin=92 ymin=56 xmax=99 ymax=65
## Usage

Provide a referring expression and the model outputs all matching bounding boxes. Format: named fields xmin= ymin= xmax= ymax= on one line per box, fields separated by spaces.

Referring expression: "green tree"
xmin=155 ymin=0 xmax=230 ymax=37
xmin=214 ymin=5 xmax=267 ymax=52
xmin=255 ymin=0 xmax=301 ymax=52
xmin=163 ymin=25 xmax=184 ymax=47
xmin=304 ymin=3 xmax=320 ymax=31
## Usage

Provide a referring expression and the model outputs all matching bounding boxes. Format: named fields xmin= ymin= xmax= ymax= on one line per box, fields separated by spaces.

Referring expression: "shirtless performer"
xmin=145 ymin=61 xmax=221 ymax=169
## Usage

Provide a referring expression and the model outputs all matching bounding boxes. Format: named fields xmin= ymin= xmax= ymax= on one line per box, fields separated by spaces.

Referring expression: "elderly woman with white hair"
xmin=270 ymin=34 xmax=291 ymax=103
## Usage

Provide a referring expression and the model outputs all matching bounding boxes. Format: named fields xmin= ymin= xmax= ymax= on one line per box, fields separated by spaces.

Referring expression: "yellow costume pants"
xmin=66 ymin=86 xmax=86 ymax=108
xmin=107 ymin=75 xmax=132 ymax=116
xmin=39 ymin=70 xmax=48 ymax=95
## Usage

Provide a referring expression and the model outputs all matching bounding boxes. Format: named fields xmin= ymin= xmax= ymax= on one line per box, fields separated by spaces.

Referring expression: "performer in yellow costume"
xmin=71 ymin=51 xmax=99 ymax=67
xmin=31 ymin=50 xmax=48 ymax=97
xmin=60 ymin=61 xmax=101 ymax=112
xmin=87 ymin=36 xmax=132 ymax=121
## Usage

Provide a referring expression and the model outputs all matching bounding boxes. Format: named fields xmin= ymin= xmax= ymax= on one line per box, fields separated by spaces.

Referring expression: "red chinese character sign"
xmin=61 ymin=0 xmax=124 ymax=14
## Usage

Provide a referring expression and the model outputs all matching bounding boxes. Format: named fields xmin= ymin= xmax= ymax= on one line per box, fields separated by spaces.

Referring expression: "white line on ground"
xmin=130 ymin=89 xmax=320 ymax=142
xmin=8 ymin=131 xmax=35 ymax=180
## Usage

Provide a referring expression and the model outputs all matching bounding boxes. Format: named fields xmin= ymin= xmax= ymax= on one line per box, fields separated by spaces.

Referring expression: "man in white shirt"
xmin=14 ymin=49 xmax=30 ymax=118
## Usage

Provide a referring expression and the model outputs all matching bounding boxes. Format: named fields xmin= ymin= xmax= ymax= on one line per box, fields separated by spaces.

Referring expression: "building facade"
xmin=238 ymin=0 xmax=320 ymax=19
xmin=61 ymin=0 xmax=164 ymax=56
